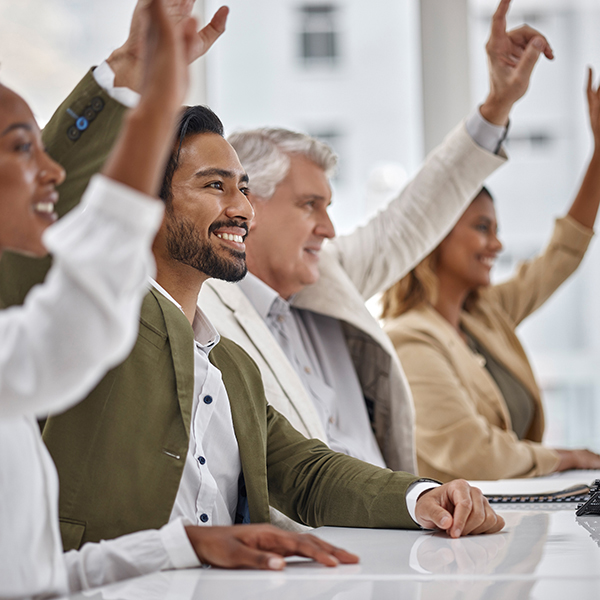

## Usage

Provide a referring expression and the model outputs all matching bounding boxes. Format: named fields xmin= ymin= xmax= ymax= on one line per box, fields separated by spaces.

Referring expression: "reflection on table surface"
xmin=66 ymin=509 xmax=600 ymax=600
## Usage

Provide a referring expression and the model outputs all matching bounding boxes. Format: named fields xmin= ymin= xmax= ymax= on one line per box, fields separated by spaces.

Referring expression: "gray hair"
xmin=227 ymin=128 xmax=338 ymax=200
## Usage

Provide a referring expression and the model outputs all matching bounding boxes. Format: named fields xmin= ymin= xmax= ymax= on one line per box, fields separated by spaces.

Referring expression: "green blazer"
xmin=0 ymin=71 xmax=419 ymax=551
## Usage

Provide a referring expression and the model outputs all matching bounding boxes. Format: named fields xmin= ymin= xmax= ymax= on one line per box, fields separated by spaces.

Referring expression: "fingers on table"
xmin=263 ymin=531 xmax=359 ymax=567
xmin=454 ymin=486 xmax=505 ymax=537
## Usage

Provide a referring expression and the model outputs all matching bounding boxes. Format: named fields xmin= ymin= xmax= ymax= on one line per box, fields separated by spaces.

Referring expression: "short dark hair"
xmin=159 ymin=105 xmax=225 ymax=203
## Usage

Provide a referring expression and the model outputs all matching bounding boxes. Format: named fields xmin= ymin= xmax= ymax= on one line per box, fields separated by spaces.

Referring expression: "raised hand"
xmin=107 ymin=0 xmax=228 ymax=91
xmin=138 ymin=0 xmax=196 ymax=117
xmin=414 ymin=480 xmax=505 ymax=538
xmin=587 ymin=68 xmax=600 ymax=149
xmin=102 ymin=0 xmax=196 ymax=195
xmin=480 ymin=0 xmax=553 ymax=126
xmin=564 ymin=68 xmax=600 ymax=229
xmin=184 ymin=524 xmax=360 ymax=570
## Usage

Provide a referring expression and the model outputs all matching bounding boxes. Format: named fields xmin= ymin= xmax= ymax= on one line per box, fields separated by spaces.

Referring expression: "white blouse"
xmin=0 ymin=176 xmax=197 ymax=599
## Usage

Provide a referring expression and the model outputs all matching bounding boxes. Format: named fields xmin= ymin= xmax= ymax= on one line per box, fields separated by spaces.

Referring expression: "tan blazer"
xmin=385 ymin=216 xmax=593 ymax=482
xmin=201 ymin=121 xmax=507 ymax=475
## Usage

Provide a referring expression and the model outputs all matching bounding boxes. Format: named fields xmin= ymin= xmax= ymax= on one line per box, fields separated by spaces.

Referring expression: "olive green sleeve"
xmin=0 ymin=69 xmax=127 ymax=308
xmin=214 ymin=336 xmax=422 ymax=529
xmin=265 ymin=405 xmax=421 ymax=529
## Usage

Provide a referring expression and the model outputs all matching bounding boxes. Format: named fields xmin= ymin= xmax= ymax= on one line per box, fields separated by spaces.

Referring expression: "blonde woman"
xmin=382 ymin=70 xmax=600 ymax=482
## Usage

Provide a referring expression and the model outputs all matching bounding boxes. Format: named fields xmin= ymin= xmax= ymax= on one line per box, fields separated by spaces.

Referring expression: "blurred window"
xmin=299 ymin=5 xmax=339 ymax=66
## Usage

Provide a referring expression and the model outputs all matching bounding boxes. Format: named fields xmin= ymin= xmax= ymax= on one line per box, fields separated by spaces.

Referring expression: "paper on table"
xmin=469 ymin=470 xmax=600 ymax=496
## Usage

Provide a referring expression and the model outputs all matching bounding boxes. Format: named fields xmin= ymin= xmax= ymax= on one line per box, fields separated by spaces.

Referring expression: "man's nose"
xmin=225 ymin=190 xmax=255 ymax=224
xmin=315 ymin=209 xmax=335 ymax=239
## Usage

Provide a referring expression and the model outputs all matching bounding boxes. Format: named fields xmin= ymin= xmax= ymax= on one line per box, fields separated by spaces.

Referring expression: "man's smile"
xmin=211 ymin=221 xmax=249 ymax=251
xmin=216 ymin=232 xmax=244 ymax=243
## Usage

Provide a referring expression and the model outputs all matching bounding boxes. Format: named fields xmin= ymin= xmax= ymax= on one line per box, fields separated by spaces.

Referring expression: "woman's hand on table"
xmin=554 ymin=448 xmax=600 ymax=472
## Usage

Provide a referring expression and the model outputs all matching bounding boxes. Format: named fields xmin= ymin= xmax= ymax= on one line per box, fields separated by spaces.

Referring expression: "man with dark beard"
xmin=159 ymin=107 xmax=250 ymax=284
xmin=0 ymin=1 xmax=505 ymax=557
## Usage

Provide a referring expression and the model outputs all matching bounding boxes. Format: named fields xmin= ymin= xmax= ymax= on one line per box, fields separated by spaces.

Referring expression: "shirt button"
xmin=304 ymin=366 xmax=312 ymax=374
xmin=329 ymin=416 xmax=335 ymax=424
xmin=200 ymin=513 xmax=209 ymax=523
xmin=277 ymin=315 xmax=285 ymax=323
xmin=203 ymin=395 xmax=213 ymax=405
xmin=198 ymin=456 xmax=206 ymax=465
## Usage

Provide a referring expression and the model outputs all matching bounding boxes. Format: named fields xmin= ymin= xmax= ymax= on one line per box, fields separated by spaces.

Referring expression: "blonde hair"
xmin=381 ymin=251 xmax=439 ymax=320
xmin=381 ymin=250 xmax=480 ymax=320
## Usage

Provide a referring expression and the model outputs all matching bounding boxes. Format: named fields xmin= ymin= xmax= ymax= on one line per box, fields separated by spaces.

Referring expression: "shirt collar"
xmin=150 ymin=278 xmax=181 ymax=309
xmin=237 ymin=272 xmax=291 ymax=321
xmin=192 ymin=308 xmax=220 ymax=352
xmin=150 ymin=279 xmax=220 ymax=352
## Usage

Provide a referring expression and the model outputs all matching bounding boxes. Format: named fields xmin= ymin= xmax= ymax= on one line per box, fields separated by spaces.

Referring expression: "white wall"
xmin=0 ymin=0 xmax=208 ymax=127
xmin=204 ymin=0 xmax=423 ymax=235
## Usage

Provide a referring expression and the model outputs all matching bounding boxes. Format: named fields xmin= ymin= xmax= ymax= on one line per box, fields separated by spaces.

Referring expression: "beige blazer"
xmin=200 ymin=121 xmax=506 ymax=474
xmin=385 ymin=216 xmax=594 ymax=481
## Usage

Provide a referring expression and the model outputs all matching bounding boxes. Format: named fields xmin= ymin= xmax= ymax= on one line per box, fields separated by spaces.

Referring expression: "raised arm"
xmin=0 ymin=0 xmax=228 ymax=310
xmin=0 ymin=0 xmax=194 ymax=418
xmin=566 ymin=68 xmax=600 ymax=228
xmin=480 ymin=0 xmax=553 ymax=126
xmin=102 ymin=0 xmax=195 ymax=194
xmin=331 ymin=0 xmax=553 ymax=300
xmin=107 ymin=0 xmax=228 ymax=92
xmin=491 ymin=69 xmax=600 ymax=326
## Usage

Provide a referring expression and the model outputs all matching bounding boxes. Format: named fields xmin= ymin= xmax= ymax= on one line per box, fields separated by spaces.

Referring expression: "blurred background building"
xmin=2 ymin=0 xmax=600 ymax=452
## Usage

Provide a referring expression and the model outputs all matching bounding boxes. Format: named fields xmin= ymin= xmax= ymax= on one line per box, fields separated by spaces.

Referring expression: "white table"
xmin=65 ymin=471 xmax=600 ymax=600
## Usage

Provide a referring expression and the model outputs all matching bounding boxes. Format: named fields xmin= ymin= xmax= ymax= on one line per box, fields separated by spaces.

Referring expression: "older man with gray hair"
xmin=199 ymin=0 xmax=553 ymax=475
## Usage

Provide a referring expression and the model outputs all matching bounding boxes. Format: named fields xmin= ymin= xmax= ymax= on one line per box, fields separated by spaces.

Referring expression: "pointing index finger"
xmin=490 ymin=0 xmax=511 ymax=38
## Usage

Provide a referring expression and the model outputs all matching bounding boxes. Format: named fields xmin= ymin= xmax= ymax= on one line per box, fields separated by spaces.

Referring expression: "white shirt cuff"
xmin=405 ymin=480 xmax=441 ymax=527
xmin=465 ymin=106 xmax=508 ymax=155
xmin=93 ymin=61 xmax=141 ymax=109
xmin=159 ymin=518 xmax=201 ymax=570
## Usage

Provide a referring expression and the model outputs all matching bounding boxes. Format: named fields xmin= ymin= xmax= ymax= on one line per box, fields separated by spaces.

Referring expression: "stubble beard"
xmin=165 ymin=215 xmax=247 ymax=282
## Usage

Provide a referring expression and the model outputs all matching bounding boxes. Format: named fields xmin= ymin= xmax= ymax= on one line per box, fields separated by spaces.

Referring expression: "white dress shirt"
xmin=0 ymin=176 xmax=199 ymax=599
xmin=149 ymin=282 xmax=242 ymax=528
xmin=238 ymin=273 xmax=386 ymax=467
